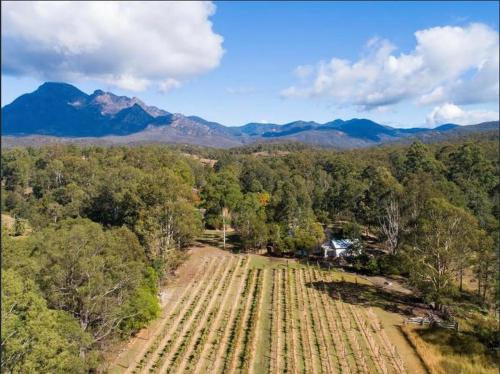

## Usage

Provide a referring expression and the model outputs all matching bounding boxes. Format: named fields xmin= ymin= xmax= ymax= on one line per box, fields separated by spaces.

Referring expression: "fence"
xmin=404 ymin=314 xmax=458 ymax=331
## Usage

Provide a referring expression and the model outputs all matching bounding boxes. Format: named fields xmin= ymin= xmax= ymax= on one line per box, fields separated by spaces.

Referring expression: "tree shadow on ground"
xmin=306 ymin=279 xmax=422 ymax=316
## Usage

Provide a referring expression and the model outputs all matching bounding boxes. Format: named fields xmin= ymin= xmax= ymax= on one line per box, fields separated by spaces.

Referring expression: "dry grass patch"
xmin=401 ymin=325 xmax=497 ymax=374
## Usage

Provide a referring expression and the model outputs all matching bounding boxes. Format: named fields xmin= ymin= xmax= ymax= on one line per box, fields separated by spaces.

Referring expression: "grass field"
xmin=108 ymin=246 xmax=426 ymax=374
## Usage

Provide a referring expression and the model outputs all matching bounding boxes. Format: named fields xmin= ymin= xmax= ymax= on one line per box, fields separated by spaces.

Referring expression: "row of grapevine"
xmin=299 ymin=268 xmax=331 ymax=374
xmin=205 ymin=259 xmax=253 ymax=373
xmin=143 ymin=258 xmax=228 ymax=372
xmin=129 ymin=257 xmax=218 ymax=373
xmin=168 ymin=257 xmax=241 ymax=373
xmin=294 ymin=268 xmax=319 ymax=374
xmin=279 ymin=266 xmax=408 ymax=374
xmin=364 ymin=307 xmax=406 ymax=373
xmin=304 ymin=266 xmax=338 ymax=374
xmin=247 ymin=268 xmax=268 ymax=374
xmin=195 ymin=257 xmax=250 ymax=373
xmin=269 ymin=269 xmax=280 ymax=373
xmin=123 ymin=257 xmax=411 ymax=374
xmin=153 ymin=257 xmax=235 ymax=373
xmin=236 ymin=268 xmax=263 ymax=374
xmin=346 ymin=300 xmax=386 ymax=374
xmin=217 ymin=269 xmax=257 ymax=373
xmin=323 ymin=269 xmax=405 ymax=374
xmin=325 ymin=269 xmax=383 ymax=374
xmin=225 ymin=268 xmax=260 ymax=373
xmin=315 ymin=269 xmax=350 ymax=374
xmin=289 ymin=269 xmax=307 ymax=374
xmin=283 ymin=269 xmax=299 ymax=374
xmin=278 ymin=269 xmax=289 ymax=373
xmin=191 ymin=256 xmax=248 ymax=374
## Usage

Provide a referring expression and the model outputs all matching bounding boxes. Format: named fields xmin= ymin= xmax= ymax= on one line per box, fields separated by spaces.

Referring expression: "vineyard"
xmin=110 ymin=252 xmax=416 ymax=374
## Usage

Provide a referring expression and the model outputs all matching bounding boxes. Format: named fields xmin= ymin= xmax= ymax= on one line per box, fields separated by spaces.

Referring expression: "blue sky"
xmin=2 ymin=1 xmax=499 ymax=127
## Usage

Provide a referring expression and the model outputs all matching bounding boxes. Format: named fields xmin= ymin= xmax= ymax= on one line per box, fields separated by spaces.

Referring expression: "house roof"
xmin=331 ymin=239 xmax=354 ymax=250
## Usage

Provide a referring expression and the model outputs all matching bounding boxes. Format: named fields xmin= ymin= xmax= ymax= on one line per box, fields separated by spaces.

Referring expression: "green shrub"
xmin=448 ymin=333 xmax=486 ymax=355
xmin=377 ymin=254 xmax=406 ymax=275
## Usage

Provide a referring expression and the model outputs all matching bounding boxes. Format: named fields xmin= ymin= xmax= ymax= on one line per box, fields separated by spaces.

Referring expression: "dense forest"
xmin=2 ymin=133 xmax=498 ymax=372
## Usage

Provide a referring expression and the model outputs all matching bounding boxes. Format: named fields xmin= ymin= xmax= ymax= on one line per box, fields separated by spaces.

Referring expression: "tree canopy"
xmin=1 ymin=134 xmax=498 ymax=370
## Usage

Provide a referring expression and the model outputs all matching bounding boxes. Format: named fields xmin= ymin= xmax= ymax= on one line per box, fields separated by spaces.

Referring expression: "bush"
xmin=120 ymin=267 xmax=164 ymax=336
xmin=341 ymin=221 xmax=362 ymax=239
xmin=14 ymin=218 xmax=28 ymax=236
xmin=351 ymin=253 xmax=376 ymax=274
xmin=377 ymin=254 xmax=407 ymax=275
xmin=472 ymin=318 xmax=499 ymax=350
xmin=448 ymin=333 xmax=486 ymax=355
xmin=205 ymin=215 xmax=222 ymax=230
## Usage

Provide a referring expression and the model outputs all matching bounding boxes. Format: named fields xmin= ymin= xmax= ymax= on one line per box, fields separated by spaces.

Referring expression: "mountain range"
xmin=2 ymin=82 xmax=498 ymax=148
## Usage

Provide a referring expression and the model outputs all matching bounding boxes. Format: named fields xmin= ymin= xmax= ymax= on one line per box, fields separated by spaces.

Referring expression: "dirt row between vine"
xmin=156 ymin=256 xmax=236 ymax=373
xmin=110 ymin=248 xmax=425 ymax=374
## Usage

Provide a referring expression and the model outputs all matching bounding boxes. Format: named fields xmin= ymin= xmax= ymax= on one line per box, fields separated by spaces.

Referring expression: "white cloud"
xmin=426 ymin=103 xmax=499 ymax=126
xmin=2 ymin=1 xmax=224 ymax=92
xmin=158 ymin=78 xmax=182 ymax=93
xmin=294 ymin=65 xmax=314 ymax=79
xmin=282 ymin=23 xmax=499 ymax=110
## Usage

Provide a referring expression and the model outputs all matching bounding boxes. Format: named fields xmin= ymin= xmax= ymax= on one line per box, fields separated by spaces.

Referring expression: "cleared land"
xmin=108 ymin=247 xmax=424 ymax=374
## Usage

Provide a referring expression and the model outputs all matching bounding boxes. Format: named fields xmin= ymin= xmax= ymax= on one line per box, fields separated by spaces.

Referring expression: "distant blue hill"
xmin=2 ymin=82 xmax=498 ymax=148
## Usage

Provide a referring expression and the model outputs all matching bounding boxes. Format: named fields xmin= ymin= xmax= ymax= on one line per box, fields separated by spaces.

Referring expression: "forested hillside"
xmin=1 ymin=147 xmax=204 ymax=372
xmin=2 ymin=134 xmax=498 ymax=372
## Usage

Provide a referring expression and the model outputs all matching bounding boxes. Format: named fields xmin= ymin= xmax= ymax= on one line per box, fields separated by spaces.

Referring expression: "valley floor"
xmin=106 ymin=244 xmax=425 ymax=374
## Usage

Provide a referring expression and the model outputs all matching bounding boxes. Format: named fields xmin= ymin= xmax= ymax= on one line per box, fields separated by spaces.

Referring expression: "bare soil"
xmin=106 ymin=244 xmax=230 ymax=373
xmin=107 ymin=249 xmax=426 ymax=374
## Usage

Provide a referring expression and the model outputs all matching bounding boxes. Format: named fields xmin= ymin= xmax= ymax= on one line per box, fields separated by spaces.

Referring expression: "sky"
xmin=2 ymin=1 xmax=499 ymax=128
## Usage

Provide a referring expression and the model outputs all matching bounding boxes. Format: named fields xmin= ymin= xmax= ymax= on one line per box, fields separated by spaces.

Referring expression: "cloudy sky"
xmin=2 ymin=1 xmax=499 ymax=127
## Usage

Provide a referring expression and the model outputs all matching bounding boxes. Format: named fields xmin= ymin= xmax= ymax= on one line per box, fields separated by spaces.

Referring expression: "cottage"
xmin=320 ymin=243 xmax=334 ymax=258
xmin=331 ymin=239 xmax=354 ymax=256
xmin=320 ymin=239 xmax=357 ymax=258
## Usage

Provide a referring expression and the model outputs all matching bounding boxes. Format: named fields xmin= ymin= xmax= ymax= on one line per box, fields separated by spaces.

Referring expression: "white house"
xmin=320 ymin=239 xmax=357 ymax=258
xmin=332 ymin=239 xmax=355 ymax=256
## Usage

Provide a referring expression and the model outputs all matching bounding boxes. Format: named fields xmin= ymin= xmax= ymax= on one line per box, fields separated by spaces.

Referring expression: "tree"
xmin=379 ymin=197 xmax=401 ymax=255
xmin=326 ymin=175 xmax=365 ymax=220
xmin=272 ymin=175 xmax=314 ymax=231
xmin=342 ymin=221 xmax=362 ymax=240
xmin=239 ymin=158 xmax=276 ymax=193
xmin=399 ymin=172 xmax=460 ymax=246
xmin=409 ymin=198 xmax=477 ymax=305
xmin=201 ymin=170 xmax=242 ymax=249
xmin=1 ymin=269 xmax=91 ymax=373
xmin=120 ymin=267 xmax=161 ymax=335
xmin=311 ymin=168 xmax=333 ymax=222
xmin=33 ymin=219 xmax=150 ymax=350
xmin=135 ymin=201 xmax=202 ymax=260
xmin=448 ymin=143 xmax=496 ymax=191
xmin=357 ymin=166 xmax=402 ymax=229
xmin=1 ymin=148 xmax=33 ymax=190
xmin=447 ymin=143 xmax=497 ymax=226
xmin=267 ymin=223 xmax=285 ymax=255
xmin=85 ymin=166 xmax=144 ymax=227
xmin=404 ymin=141 xmax=443 ymax=176
xmin=51 ymin=183 xmax=87 ymax=218
xmin=471 ymin=231 xmax=496 ymax=302
xmin=233 ymin=193 xmax=268 ymax=251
